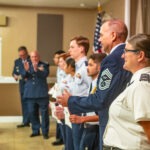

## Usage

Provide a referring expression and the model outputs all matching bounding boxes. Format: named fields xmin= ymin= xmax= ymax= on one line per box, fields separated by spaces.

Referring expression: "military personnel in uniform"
xmin=103 ymin=34 xmax=150 ymax=150
xmin=52 ymin=50 xmax=65 ymax=146
xmin=68 ymin=36 xmax=92 ymax=150
xmin=56 ymin=36 xmax=92 ymax=150
xmin=70 ymin=53 xmax=106 ymax=150
xmin=68 ymin=36 xmax=92 ymax=97
xmin=23 ymin=51 xmax=50 ymax=139
xmin=57 ymin=19 xmax=132 ymax=150
xmin=55 ymin=57 xmax=76 ymax=150
xmin=12 ymin=46 xmax=30 ymax=128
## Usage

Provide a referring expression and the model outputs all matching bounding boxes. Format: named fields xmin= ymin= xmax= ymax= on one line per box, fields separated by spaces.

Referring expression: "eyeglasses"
xmin=124 ymin=48 xmax=140 ymax=53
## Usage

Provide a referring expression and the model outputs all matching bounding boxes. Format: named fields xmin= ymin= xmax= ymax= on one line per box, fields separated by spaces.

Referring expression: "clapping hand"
xmin=24 ymin=61 xmax=29 ymax=71
xmin=33 ymin=63 xmax=38 ymax=72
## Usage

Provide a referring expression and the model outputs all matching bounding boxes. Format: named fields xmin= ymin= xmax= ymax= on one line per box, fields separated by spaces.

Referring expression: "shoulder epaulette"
xmin=84 ymin=61 xmax=88 ymax=66
xmin=139 ymin=73 xmax=150 ymax=82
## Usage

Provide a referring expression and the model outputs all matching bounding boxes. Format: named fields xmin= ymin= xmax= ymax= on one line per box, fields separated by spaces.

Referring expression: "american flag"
xmin=93 ymin=2 xmax=103 ymax=53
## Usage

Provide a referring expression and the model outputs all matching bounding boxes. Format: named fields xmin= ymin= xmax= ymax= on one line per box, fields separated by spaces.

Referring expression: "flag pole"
xmin=93 ymin=0 xmax=103 ymax=53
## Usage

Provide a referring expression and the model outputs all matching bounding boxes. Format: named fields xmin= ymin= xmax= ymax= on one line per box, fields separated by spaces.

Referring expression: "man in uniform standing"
xmin=12 ymin=46 xmax=30 ymax=128
xmin=66 ymin=36 xmax=92 ymax=150
xmin=52 ymin=50 xmax=65 ymax=146
xmin=56 ymin=36 xmax=92 ymax=150
xmin=23 ymin=51 xmax=50 ymax=139
xmin=70 ymin=53 xmax=106 ymax=150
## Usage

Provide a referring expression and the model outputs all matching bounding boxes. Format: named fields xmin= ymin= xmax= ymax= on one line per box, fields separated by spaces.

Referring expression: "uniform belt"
xmin=103 ymin=145 xmax=122 ymax=150
xmin=84 ymin=124 xmax=99 ymax=129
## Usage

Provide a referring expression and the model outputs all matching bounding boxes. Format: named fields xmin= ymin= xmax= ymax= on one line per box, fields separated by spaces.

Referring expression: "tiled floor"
xmin=0 ymin=121 xmax=64 ymax=150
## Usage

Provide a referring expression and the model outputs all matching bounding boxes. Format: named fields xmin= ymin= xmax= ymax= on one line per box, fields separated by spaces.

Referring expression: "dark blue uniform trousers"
xmin=59 ymin=120 xmax=66 ymax=144
xmin=27 ymin=98 xmax=49 ymax=135
xmin=56 ymin=123 xmax=64 ymax=140
xmin=79 ymin=125 xmax=99 ymax=150
xmin=65 ymin=125 xmax=74 ymax=150
xmin=21 ymin=94 xmax=30 ymax=125
xmin=72 ymin=123 xmax=84 ymax=150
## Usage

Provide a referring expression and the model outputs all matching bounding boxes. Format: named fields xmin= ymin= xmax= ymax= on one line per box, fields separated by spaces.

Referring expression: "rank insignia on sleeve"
xmin=139 ymin=74 xmax=150 ymax=82
xmin=99 ymin=68 xmax=113 ymax=90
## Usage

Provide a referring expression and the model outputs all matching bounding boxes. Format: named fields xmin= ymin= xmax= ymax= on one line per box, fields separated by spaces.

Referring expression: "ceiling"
xmin=0 ymin=0 xmax=109 ymax=9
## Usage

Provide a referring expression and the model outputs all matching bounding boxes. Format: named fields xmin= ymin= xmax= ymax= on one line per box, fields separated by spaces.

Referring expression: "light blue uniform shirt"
xmin=73 ymin=56 xmax=92 ymax=96
xmin=57 ymin=67 xmax=66 ymax=84
xmin=59 ymin=74 xmax=75 ymax=94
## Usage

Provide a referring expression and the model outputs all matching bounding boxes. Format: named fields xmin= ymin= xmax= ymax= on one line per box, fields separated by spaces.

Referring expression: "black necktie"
xmin=89 ymin=83 xmax=92 ymax=93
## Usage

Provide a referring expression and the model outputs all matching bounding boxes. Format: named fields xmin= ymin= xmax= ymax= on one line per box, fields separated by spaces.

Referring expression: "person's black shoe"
xmin=17 ymin=124 xmax=30 ymax=128
xmin=52 ymin=139 xmax=63 ymax=145
xmin=30 ymin=132 xmax=40 ymax=137
xmin=43 ymin=134 xmax=49 ymax=139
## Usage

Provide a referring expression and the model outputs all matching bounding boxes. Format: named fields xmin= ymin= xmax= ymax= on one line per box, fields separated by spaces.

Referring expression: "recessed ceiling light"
xmin=80 ymin=3 xmax=85 ymax=7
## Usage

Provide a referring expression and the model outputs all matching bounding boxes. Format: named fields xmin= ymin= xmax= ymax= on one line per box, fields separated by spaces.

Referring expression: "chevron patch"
xmin=99 ymin=68 xmax=112 ymax=90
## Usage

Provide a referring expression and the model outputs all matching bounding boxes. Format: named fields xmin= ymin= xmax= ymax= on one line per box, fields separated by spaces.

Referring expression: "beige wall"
xmin=0 ymin=84 xmax=20 ymax=116
xmin=0 ymin=6 xmax=97 ymax=76
xmin=103 ymin=0 xmax=125 ymax=20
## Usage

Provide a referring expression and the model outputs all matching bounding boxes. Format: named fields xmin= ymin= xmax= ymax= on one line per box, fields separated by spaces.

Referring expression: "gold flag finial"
xmin=98 ymin=1 xmax=102 ymax=13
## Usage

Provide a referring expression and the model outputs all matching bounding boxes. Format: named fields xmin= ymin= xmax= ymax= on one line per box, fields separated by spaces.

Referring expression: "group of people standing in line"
xmin=50 ymin=38 xmax=106 ymax=150
xmin=12 ymin=18 xmax=150 ymax=150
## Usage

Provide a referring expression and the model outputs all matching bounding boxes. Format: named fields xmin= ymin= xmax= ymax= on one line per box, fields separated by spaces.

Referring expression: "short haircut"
xmin=128 ymin=33 xmax=150 ymax=58
xmin=88 ymin=53 xmax=106 ymax=64
xmin=104 ymin=19 xmax=128 ymax=42
xmin=18 ymin=46 xmax=27 ymax=52
xmin=70 ymin=36 xmax=90 ymax=55
xmin=65 ymin=57 xmax=75 ymax=72
xmin=54 ymin=50 xmax=65 ymax=55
